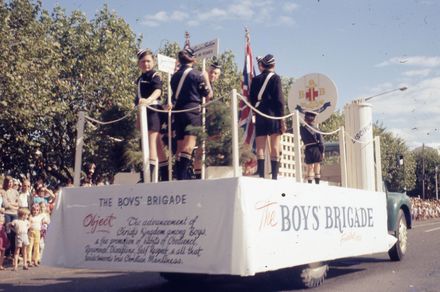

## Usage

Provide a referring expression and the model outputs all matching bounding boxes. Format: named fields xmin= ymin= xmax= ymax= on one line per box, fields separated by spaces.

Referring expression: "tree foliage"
xmin=319 ymin=113 xmax=417 ymax=191
xmin=0 ymin=0 xmax=138 ymax=185
xmin=409 ymin=146 xmax=440 ymax=199
xmin=320 ymin=110 xmax=344 ymax=142
xmin=374 ymin=124 xmax=416 ymax=192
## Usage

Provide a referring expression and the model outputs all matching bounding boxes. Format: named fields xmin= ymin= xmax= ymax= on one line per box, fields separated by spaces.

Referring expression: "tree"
xmin=410 ymin=146 xmax=440 ymax=199
xmin=320 ymin=111 xmax=344 ymax=142
xmin=0 ymin=0 xmax=61 ymax=182
xmin=0 ymin=0 xmax=139 ymax=185
xmin=318 ymin=113 xmax=416 ymax=191
xmin=374 ymin=124 xmax=416 ymax=192
xmin=281 ymin=76 xmax=295 ymax=132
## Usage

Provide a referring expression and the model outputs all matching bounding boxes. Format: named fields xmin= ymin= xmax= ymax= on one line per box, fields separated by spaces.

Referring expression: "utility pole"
xmin=422 ymin=143 xmax=425 ymax=199
xmin=436 ymin=166 xmax=438 ymax=201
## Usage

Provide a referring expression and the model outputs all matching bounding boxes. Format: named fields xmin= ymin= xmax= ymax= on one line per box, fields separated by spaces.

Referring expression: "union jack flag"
xmin=239 ymin=29 xmax=256 ymax=147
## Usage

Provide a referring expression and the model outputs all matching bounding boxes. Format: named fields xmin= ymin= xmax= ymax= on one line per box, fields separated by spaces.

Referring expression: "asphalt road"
xmin=1 ymin=218 xmax=439 ymax=292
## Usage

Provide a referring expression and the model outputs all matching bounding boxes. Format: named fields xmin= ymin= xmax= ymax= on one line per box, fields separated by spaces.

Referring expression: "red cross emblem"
xmin=306 ymin=80 xmax=319 ymax=101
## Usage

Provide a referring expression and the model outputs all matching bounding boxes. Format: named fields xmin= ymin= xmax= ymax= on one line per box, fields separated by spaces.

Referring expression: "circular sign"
xmin=287 ymin=73 xmax=338 ymax=123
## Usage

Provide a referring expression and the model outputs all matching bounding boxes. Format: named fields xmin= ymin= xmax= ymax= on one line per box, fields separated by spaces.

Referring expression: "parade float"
xmin=43 ymin=67 xmax=411 ymax=288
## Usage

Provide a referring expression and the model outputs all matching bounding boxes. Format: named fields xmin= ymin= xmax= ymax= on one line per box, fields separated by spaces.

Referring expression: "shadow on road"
xmin=0 ymin=257 xmax=391 ymax=292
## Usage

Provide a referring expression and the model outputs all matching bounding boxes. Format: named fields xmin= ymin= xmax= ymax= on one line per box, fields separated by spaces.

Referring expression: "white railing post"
xmin=231 ymin=89 xmax=240 ymax=177
xmin=153 ymin=159 xmax=158 ymax=183
xmin=293 ymin=110 xmax=303 ymax=182
xmin=167 ymin=73 xmax=173 ymax=181
xmin=374 ymin=136 xmax=383 ymax=192
xmin=74 ymin=111 xmax=85 ymax=187
xmin=139 ymin=105 xmax=150 ymax=183
xmin=339 ymin=126 xmax=348 ymax=187
xmin=201 ymin=96 xmax=207 ymax=180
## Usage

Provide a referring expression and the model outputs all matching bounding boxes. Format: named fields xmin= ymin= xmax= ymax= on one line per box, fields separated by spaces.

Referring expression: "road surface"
xmin=1 ymin=218 xmax=439 ymax=292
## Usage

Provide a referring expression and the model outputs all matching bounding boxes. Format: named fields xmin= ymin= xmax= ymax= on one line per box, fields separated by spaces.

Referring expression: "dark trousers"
xmin=4 ymin=213 xmax=17 ymax=257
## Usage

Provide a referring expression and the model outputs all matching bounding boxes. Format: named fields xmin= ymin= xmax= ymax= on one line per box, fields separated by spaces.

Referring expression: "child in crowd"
xmin=8 ymin=208 xmax=30 ymax=271
xmin=38 ymin=202 xmax=51 ymax=262
xmin=28 ymin=203 xmax=48 ymax=267
xmin=0 ymin=209 xmax=9 ymax=270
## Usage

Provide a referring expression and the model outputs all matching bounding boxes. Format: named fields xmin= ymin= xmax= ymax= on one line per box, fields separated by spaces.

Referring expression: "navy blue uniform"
xmin=300 ymin=124 xmax=324 ymax=164
xmin=249 ymin=70 xmax=284 ymax=136
xmin=135 ymin=70 xmax=163 ymax=132
xmin=171 ymin=65 xmax=209 ymax=140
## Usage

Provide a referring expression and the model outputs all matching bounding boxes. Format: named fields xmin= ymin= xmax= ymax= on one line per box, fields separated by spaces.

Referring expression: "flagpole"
xmin=238 ymin=27 xmax=257 ymax=175
xmin=201 ymin=58 xmax=206 ymax=180
xmin=232 ymin=88 xmax=240 ymax=176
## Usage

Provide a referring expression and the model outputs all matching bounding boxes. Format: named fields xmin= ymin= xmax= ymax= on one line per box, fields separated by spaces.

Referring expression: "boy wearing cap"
xmin=170 ymin=48 xmax=212 ymax=180
xmin=300 ymin=111 xmax=324 ymax=184
xmin=135 ymin=49 xmax=169 ymax=182
xmin=250 ymin=54 xmax=286 ymax=180
xmin=193 ymin=61 xmax=222 ymax=179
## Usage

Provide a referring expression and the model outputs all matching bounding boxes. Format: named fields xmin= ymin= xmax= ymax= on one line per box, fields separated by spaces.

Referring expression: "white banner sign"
xmin=44 ymin=177 xmax=395 ymax=276
xmin=192 ymin=38 xmax=219 ymax=60
xmin=237 ymin=178 xmax=394 ymax=275
xmin=157 ymin=54 xmax=176 ymax=74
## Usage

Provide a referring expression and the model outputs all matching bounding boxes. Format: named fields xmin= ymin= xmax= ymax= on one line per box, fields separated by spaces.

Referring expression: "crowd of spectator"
xmin=411 ymin=197 xmax=440 ymax=221
xmin=0 ymin=176 xmax=56 ymax=271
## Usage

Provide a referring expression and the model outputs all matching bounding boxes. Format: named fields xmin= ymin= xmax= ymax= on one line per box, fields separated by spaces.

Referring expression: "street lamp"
xmin=397 ymin=154 xmax=406 ymax=192
xmin=364 ymin=86 xmax=408 ymax=102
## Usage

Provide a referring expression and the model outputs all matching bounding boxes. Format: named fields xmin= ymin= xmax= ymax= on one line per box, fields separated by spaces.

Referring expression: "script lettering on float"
xmin=81 ymin=192 xmax=206 ymax=265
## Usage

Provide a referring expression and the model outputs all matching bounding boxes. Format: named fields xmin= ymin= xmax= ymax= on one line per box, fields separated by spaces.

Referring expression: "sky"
xmin=42 ymin=0 xmax=440 ymax=149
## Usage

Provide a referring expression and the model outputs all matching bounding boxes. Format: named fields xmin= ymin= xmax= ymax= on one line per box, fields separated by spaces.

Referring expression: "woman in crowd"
xmin=32 ymin=183 xmax=55 ymax=206
xmin=0 ymin=214 xmax=9 ymax=270
xmin=250 ymin=54 xmax=285 ymax=180
xmin=170 ymin=48 xmax=211 ymax=180
xmin=1 ymin=176 xmax=19 ymax=257
xmin=135 ymin=49 xmax=169 ymax=182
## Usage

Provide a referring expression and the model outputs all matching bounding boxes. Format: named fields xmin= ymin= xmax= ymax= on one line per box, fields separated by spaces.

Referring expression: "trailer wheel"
xmin=274 ymin=262 xmax=328 ymax=288
xmin=298 ymin=262 xmax=329 ymax=288
xmin=388 ymin=209 xmax=408 ymax=261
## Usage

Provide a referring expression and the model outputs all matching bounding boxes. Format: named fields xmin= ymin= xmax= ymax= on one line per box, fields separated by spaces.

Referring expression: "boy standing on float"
xmin=250 ymin=54 xmax=286 ymax=180
xmin=299 ymin=111 xmax=324 ymax=184
xmin=193 ymin=61 xmax=222 ymax=179
xmin=170 ymin=48 xmax=211 ymax=180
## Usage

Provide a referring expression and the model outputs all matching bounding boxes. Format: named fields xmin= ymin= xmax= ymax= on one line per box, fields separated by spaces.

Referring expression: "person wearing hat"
xmin=255 ymin=56 xmax=264 ymax=73
xmin=300 ymin=111 xmax=324 ymax=184
xmin=193 ymin=61 xmax=222 ymax=179
xmin=250 ymin=54 xmax=286 ymax=180
xmin=207 ymin=61 xmax=222 ymax=85
xmin=170 ymin=48 xmax=212 ymax=180
xmin=135 ymin=49 xmax=169 ymax=182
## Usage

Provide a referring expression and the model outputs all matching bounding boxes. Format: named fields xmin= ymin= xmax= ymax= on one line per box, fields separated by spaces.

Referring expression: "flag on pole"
xmin=239 ymin=28 xmax=256 ymax=147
